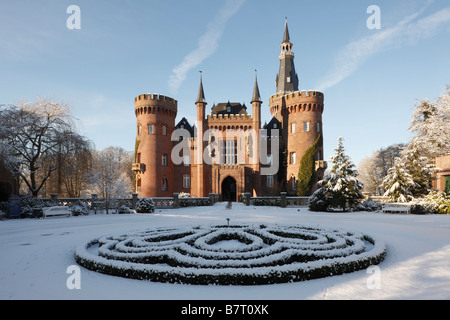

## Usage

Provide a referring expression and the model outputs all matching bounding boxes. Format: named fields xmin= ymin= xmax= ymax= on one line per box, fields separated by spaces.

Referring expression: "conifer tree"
xmin=310 ymin=137 xmax=364 ymax=212
xmin=381 ymin=157 xmax=415 ymax=203
xmin=400 ymin=139 xmax=437 ymax=198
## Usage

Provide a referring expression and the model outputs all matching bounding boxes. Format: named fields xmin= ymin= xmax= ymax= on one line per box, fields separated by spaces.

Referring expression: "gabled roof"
xmin=211 ymin=101 xmax=248 ymax=115
xmin=175 ymin=117 xmax=194 ymax=137
xmin=263 ymin=117 xmax=282 ymax=137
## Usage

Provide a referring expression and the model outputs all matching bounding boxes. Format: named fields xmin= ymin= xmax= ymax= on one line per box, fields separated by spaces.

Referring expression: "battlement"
xmin=207 ymin=113 xmax=253 ymax=121
xmin=269 ymin=90 xmax=324 ymax=103
xmin=135 ymin=93 xmax=178 ymax=106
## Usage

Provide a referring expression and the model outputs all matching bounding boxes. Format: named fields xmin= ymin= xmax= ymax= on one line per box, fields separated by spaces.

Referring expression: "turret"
xmin=269 ymin=20 xmax=325 ymax=195
xmin=133 ymin=93 xmax=177 ymax=197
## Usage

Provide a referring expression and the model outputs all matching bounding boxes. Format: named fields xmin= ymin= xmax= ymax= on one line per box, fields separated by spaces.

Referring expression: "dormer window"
xmin=227 ymin=106 xmax=231 ymax=112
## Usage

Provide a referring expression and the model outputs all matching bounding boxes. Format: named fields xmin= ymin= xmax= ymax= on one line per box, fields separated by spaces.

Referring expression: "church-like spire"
xmin=251 ymin=70 xmax=262 ymax=103
xmin=196 ymin=71 xmax=207 ymax=104
xmin=283 ymin=18 xmax=290 ymax=43
xmin=276 ymin=19 xmax=299 ymax=94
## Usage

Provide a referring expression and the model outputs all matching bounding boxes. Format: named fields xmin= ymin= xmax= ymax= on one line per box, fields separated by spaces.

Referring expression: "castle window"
xmin=267 ymin=175 xmax=274 ymax=188
xmin=148 ymin=124 xmax=154 ymax=135
xmin=183 ymin=174 xmax=191 ymax=189
xmin=290 ymin=152 xmax=296 ymax=165
xmin=162 ymin=125 xmax=167 ymax=136
xmin=291 ymin=123 xmax=295 ymax=133
xmin=162 ymin=177 xmax=168 ymax=191
xmin=316 ymin=122 xmax=321 ymax=133
xmin=303 ymin=122 xmax=310 ymax=132
xmin=162 ymin=154 xmax=168 ymax=166
xmin=220 ymin=140 xmax=237 ymax=165
xmin=138 ymin=125 xmax=142 ymax=136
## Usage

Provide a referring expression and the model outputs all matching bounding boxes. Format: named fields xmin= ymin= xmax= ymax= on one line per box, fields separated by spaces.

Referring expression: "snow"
xmin=1 ymin=202 xmax=450 ymax=300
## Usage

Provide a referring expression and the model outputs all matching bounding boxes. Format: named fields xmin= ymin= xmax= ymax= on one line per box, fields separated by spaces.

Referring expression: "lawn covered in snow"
xmin=1 ymin=202 xmax=449 ymax=300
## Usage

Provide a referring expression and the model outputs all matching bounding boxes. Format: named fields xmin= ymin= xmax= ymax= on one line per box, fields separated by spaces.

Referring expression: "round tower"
xmin=133 ymin=93 xmax=178 ymax=198
xmin=269 ymin=19 xmax=326 ymax=195
xmin=269 ymin=91 xmax=325 ymax=194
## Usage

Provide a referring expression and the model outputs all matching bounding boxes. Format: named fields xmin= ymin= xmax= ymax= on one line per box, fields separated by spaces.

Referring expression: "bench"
xmin=42 ymin=206 xmax=72 ymax=218
xmin=382 ymin=203 xmax=411 ymax=214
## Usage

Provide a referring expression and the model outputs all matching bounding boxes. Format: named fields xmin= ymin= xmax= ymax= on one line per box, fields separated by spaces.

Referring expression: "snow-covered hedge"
xmin=135 ymin=198 xmax=155 ymax=213
xmin=75 ymin=224 xmax=386 ymax=285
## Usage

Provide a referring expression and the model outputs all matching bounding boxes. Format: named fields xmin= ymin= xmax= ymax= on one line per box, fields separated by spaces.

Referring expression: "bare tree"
xmin=0 ymin=98 xmax=92 ymax=197
xmin=87 ymin=147 xmax=133 ymax=214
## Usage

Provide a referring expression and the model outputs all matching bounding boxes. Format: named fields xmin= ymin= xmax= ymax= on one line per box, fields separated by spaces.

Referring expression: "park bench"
xmin=382 ymin=203 xmax=411 ymax=214
xmin=42 ymin=206 xmax=72 ymax=218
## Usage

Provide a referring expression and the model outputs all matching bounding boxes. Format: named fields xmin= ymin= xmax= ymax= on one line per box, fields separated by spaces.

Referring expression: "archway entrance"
xmin=221 ymin=176 xmax=237 ymax=202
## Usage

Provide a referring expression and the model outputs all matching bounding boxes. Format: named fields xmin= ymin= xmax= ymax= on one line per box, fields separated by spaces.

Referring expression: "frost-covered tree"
xmin=87 ymin=147 xmax=133 ymax=214
xmin=381 ymin=157 xmax=415 ymax=203
xmin=0 ymin=98 xmax=91 ymax=197
xmin=310 ymin=137 xmax=364 ymax=212
xmin=358 ymin=143 xmax=406 ymax=194
xmin=409 ymin=86 xmax=450 ymax=157
xmin=400 ymin=139 xmax=437 ymax=198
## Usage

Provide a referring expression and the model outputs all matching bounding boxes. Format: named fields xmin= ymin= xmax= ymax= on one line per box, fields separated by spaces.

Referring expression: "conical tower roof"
xmin=251 ymin=71 xmax=262 ymax=103
xmin=196 ymin=72 xmax=207 ymax=104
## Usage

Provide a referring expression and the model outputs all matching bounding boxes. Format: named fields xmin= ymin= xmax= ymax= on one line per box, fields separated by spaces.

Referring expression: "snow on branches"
xmin=310 ymin=137 xmax=364 ymax=212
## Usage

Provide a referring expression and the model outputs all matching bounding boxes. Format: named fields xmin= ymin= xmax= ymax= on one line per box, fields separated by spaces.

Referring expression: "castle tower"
xmin=269 ymin=20 xmax=326 ymax=195
xmin=276 ymin=19 xmax=299 ymax=94
xmin=191 ymin=73 xmax=209 ymax=197
xmin=251 ymin=71 xmax=262 ymax=196
xmin=133 ymin=93 xmax=178 ymax=197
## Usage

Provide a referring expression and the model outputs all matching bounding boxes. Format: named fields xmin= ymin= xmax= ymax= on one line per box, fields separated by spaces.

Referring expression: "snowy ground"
xmin=1 ymin=202 xmax=450 ymax=300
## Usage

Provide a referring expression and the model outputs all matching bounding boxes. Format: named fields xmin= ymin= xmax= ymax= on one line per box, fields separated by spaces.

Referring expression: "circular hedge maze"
xmin=75 ymin=224 xmax=386 ymax=285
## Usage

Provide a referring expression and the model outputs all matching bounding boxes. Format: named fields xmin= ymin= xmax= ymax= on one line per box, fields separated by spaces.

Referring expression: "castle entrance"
xmin=221 ymin=176 xmax=237 ymax=202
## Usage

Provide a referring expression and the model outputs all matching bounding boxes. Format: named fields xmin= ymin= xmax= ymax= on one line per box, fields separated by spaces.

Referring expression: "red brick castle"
xmin=132 ymin=21 xmax=327 ymax=201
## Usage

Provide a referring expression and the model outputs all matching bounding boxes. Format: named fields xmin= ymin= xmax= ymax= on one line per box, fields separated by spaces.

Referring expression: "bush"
xmin=117 ymin=205 xmax=133 ymax=214
xmin=19 ymin=195 xmax=50 ymax=218
xmin=136 ymin=198 xmax=155 ymax=213
xmin=71 ymin=201 xmax=90 ymax=216
xmin=308 ymin=188 xmax=331 ymax=212
xmin=411 ymin=191 xmax=450 ymax=214
xmin=361 ymin=198 xmax=383 ymax=212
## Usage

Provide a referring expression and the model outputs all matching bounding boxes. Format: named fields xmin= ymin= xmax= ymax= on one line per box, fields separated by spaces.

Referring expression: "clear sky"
xmin=1 ymin=0 xmax=449 ymax=166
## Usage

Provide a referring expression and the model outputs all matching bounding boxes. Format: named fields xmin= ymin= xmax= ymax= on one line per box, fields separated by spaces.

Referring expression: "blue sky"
xmin=1 ymin=0 xmax=449 ymax=166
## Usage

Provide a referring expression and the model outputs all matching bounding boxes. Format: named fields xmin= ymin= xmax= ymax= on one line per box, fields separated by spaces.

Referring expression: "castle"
xmin=132 ymin=21 xmax=326 ymax=201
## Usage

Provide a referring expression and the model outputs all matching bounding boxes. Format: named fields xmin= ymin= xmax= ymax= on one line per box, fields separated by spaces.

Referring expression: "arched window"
xmin=162 ymin=154 xmax=168 ymax=166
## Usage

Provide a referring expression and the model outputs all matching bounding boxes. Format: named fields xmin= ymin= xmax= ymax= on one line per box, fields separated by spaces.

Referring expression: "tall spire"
xmin=276 ymin=19 xmax=299 ymax=94
xmin=251 ymin=70 xmax=262 ymax=103
xmin=196 ymin=71 xmax=207 ymax=104
xmin=283 ymin=18 xmax=290 ymax=43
